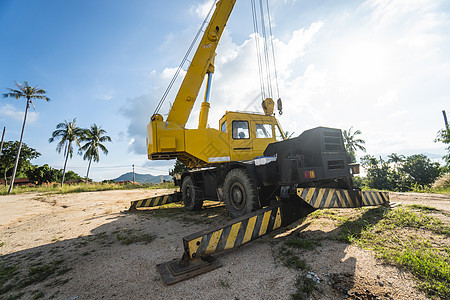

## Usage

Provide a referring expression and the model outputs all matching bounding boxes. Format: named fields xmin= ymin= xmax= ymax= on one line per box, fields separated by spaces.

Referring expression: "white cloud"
xmin=190 ymin=0 xmax=215 ymax=19
xmin=363 ymin=0 xmax=439 ymax=28
xmin=276 ymin=22 xmax=324 ymax=78
xmin=122 ymin=0 xmax=450 ymax=160
xmin=95 ymin=89 xmax=115 ymax=101
xmin=161 ymin=67 xmax=186 ymax=79
xmin=376 ymin=90 xmax=398 ymax=107
xmin=0 ymin=104 xmax=39 ymax=124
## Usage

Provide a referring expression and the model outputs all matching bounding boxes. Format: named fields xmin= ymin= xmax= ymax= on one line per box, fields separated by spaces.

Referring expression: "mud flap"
xmin=279 ymin=193 xmax=317 ymax=226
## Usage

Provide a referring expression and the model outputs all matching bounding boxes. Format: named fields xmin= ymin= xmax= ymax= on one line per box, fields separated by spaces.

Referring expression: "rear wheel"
xmin=182 ymin=176 xmax=203 ymax=211
xmin=223 ymin=168 xmax=260 ymax=218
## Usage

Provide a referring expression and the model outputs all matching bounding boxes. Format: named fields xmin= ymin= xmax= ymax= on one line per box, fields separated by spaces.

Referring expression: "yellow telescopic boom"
xmin=166 ymin=0 xmax=237 ymax=128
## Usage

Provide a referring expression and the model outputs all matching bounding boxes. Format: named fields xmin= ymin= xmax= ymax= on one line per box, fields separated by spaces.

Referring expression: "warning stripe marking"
xmin=130 ymin=193 xmax=178 ymax=209
xmin=224 ymin=223 xmax=241 ymax=250
xmin=184 ymin=205 xmax=282 ymax=259
xmin=297 ymin=188 xmax=389 ymax=208
xmin=361 ymin=191 xmax=387 ymax=206
xmin=243 ymin=216 xmax=257 ymax=244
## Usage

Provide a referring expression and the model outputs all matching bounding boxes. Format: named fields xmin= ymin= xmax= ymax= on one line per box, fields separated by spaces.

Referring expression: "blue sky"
xmin=1 ymin=0 xmax=449 ymax=181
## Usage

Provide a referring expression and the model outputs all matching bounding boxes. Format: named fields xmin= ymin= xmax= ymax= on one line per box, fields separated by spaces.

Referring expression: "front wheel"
xmin=181 ymin=176 xmax=203 ymax=211
xmin=223 ymin=168 xmax=260 ymax=218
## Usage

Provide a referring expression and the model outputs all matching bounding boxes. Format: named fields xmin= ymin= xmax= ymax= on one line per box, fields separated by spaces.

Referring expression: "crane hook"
xmin=277 ymin=98 xmax=283 ymax=115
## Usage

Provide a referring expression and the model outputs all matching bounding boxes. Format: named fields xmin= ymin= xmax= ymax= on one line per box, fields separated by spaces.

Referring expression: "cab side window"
xmin=255 ymin=124 xmax=273 ymax=138
xmin=275 ymin=125 xmax=284 ymax=141
xmin=232 ymin=121 xmax=249 ymax=139
xmin=221 ymin=121 xmax=227 ymax=133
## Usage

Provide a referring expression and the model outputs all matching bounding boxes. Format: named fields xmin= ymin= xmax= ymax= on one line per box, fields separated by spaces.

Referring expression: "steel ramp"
xmin=157 ymin=203 xmax=283 ymax=284
xmin=296 ymin=188 xmax=389 ymax=209
xmin=129 ymin=192 xmax=181 ymax=210
xmin=157 ymin=255 xmax=221 ymax=285
xmin=157 ymin=188 xmax=389 ymax=284
xmin=182 ymin=203 xmax=282 ymax=259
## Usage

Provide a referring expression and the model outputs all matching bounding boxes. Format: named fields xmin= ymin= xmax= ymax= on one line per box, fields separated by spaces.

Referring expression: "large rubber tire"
xmin=223 ymin=168 xmax=260 ymax=218
xmin=181 ymin=176 xmax=203 ymax=211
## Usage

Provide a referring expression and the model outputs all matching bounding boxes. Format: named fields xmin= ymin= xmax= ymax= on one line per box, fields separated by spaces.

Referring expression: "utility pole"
xmin=0 ymin=127 xmax=5 ymax=158
xmin=132 ymin=164 xmax=135 ymax=184
xmin=443 ymin=110 xmax=449 ymax=128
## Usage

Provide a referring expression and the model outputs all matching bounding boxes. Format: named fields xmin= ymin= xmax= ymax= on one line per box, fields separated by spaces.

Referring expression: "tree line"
xmin=343 ymin=125 xmax=450 ymax=191
xmin=0 ymin=141 xmax=84 ymax=186
xmin=358 ymin=153 xmax=442 ymax=191
xmin=2 ymin=81 xmax=111 ymax=192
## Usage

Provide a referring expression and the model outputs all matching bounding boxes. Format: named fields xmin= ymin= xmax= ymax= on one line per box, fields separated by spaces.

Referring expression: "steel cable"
xmin=153 ymin=1 xmax=218 ymax=116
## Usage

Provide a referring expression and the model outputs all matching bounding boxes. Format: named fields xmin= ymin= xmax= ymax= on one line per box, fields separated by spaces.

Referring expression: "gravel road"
xmin=1 ymin=190 xmax=448 ymax=299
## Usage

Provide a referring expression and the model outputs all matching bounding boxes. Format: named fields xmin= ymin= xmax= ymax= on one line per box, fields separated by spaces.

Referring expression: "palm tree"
xmin=80 ymin=124 xmax=111 ymax=184
xmin=387 ymin=153 xmax=405 ymax=171
xmin=49 ymin=118 xmax=84 ymax=187
xmin=342 ymin=126 xmax=366 ymax=163
xmin=3 ymin=81 xmax=50 ymax=193
xmin=284 ymin=131 xmax=295 ymax=139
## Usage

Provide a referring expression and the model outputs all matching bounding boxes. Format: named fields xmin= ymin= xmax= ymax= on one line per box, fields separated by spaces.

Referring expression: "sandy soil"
xmin=0 ymin=190 xmax=448 ymax=299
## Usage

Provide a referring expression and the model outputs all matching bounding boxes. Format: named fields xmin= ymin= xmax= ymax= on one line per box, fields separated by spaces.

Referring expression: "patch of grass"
xmin=275 ymin=245 xmax=316 ymax=300
xmin=335 ymin=207 xmax=386 ymax=243
xmin=292 ymin=275 xmax=318 ymax=300
xmin=349 ymin=206 xmax=450 ymax=298
xmin=115 ymin=229 xmax=156 ymax=245
xmin=407 ymin=204 xmax=441 ymax=212
xmin=0 ymin=263 xmax=19 ymax=293
xmin=0 ymin=242 xmax=5 ymax=247
xmin=0 ymin=182 xmax=176 ymax=195
xmin=432 ymin=174 xmax=450 ymax=190
xmin=308 ymin=209 xmax=350 ymax=223
xmin=20 ymin=260 xmax=64 ymax=287
xmin=407 ymin=204 xmax=450 ymax=217
xmin=396 ymin=248 xmax=449 ymax=297
xmin=298 ymin=276 xmax=317 ymax=295
xmin=4 ymin=292 xmax=25 ymax=300
xmin=45 ymin=277 xmax=71 ymax=288
xmin=78 ymin=229 xmax=156 ymax=248
xmin=0 ymin=258 xmax=71 ymax=298
xmin=218 ymin=279 xmax=230 ymax=288
xmin=383 ymin=207 xmax=449 ymax=236
xmin=411 ymin=183 xmax=433 ymax=193
xmin=279 ymin=247 xmax=309 ymax=270
xmin=432 ymin=187 xmax=450 ymax=195
xmin=285 ymin=238 xmax=321 ymax=250
xmin=31 ymin=290 xmax=45 ymax=299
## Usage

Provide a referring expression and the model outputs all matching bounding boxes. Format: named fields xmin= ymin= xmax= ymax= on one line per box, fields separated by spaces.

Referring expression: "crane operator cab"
xmin=219 ymin=111 xmax=285 ymax=162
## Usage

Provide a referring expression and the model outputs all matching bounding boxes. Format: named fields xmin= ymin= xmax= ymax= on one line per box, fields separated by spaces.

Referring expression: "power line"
xmin=154 ymin=0 xmax=218 ymax=116
xmin=265 ymin=0 xmax=280 ymax=100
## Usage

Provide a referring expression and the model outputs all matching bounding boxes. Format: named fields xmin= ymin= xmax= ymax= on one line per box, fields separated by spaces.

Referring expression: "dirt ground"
xmin=0 ymin=190 xmax=448 ymax=299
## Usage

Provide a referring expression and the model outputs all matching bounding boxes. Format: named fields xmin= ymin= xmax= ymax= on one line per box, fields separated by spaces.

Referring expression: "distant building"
xmin=0 ymin=178 xmax=35 ymax=187
xmin=64 ymin=179 xmax=86 ymax=185
xmin=115 ymin=180 xmax=142 ymax=186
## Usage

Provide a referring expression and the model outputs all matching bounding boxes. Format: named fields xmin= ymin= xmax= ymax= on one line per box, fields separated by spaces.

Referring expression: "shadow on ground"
xmin=0 ymin=202 xmax=389 ymax=299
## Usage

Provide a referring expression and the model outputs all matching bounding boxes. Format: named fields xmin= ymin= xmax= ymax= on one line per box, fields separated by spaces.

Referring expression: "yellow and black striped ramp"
xmin=182 ymin=204 xmax=282 ymax=259
xmin=130 ymin=192 xmax=180 ymax=210
xmin=296 ymin=188 xmax=389 ymax=209
xmin=361 ymin=190 xmax=389 ymax=206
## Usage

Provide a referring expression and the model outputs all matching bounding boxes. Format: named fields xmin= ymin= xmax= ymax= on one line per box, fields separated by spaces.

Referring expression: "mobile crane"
xmin=130 ymin=0 xmax=389 ymax=284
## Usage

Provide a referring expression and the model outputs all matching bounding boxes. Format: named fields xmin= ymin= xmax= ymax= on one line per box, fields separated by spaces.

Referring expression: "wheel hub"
xmin=186 ymin=187 xmax=192 ymax=204
xmin=230 ymin=182 xmax=245 ymax=210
